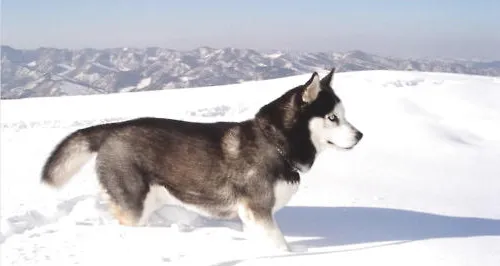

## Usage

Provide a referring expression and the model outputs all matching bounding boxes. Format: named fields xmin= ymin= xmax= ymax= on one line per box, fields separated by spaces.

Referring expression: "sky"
xmin=1 ymin=0 xmax=499 ymax=60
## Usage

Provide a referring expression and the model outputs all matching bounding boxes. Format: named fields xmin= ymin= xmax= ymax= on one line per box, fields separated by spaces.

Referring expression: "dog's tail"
xmin=41 ymin=123 xmax=114 ymax=188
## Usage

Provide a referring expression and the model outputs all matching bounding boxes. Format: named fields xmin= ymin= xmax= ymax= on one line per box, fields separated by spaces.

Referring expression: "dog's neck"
xmin=254 ymin=117 xmax=301 ymax=173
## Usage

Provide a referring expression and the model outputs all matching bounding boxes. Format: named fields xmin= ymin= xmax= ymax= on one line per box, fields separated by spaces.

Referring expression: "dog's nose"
xmin=355 ymin=131 xmax=363 ymax=141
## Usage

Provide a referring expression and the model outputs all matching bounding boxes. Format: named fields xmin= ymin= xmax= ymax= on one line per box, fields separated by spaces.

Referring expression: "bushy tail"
xmin=41 ymin=124 xmax=113 ymax=188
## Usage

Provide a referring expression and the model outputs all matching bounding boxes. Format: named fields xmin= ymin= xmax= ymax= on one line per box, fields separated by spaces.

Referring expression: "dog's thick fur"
xmin=41 ymin=68 xmax=363 ymax=251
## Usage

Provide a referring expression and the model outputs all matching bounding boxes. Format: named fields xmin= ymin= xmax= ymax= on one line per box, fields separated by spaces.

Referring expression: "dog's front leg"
xmin=238 ymin=203 xmax=290 ymax=251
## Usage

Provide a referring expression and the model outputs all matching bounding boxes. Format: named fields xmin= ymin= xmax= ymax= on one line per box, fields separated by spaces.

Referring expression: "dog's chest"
xmin=272 ymin=180 xmax=300 ymax=213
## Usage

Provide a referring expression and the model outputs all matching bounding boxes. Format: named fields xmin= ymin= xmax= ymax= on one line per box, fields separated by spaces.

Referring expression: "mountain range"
xmin=2 ymin=45 xmax=500 ymax=99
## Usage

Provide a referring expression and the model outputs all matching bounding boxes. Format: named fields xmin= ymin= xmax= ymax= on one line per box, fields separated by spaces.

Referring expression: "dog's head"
xmin=256 ymin=68 xmax=363 ymax=161
xmin=301 ymin=68 xmax=363 ymax=152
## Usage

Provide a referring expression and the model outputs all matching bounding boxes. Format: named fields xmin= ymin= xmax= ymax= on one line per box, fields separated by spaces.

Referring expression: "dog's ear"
xmin=302 ymin=72 xmax=321 ymax=103
xmin=320 ymin=67 xmax=335 ymax=87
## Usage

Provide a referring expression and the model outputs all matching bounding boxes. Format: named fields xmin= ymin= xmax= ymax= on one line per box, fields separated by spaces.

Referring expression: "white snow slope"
xmin=1 ymin=70 xmax=500 ymax=266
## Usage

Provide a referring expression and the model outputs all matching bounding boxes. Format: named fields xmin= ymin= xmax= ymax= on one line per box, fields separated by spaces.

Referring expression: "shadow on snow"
xmin=274 ymin=206 xmax=500 ymax=248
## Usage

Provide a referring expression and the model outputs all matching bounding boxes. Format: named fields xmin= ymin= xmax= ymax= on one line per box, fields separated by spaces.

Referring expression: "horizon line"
xmin=2 ymin=44 xmax=498 ymax=62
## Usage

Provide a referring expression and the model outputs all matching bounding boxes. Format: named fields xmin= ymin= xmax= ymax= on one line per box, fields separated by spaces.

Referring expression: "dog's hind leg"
xmin=108 ymin=200 xmax=141 ymax=226
xmin=96 ymin=155 xmax=151 ymax=227
xmin=107 ymin=187 xmax=163 ymax=227
xmin=237 ymin=202 xmax=290 ymax=251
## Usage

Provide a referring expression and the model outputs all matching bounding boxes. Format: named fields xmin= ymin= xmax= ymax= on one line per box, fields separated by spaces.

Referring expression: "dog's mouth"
xmin=327 ymin=141 xmax=354 ymax=150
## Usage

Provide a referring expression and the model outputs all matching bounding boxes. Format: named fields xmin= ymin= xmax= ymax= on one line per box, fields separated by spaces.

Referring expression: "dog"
xmin=41 ymin=68 xmax=363 ymax=251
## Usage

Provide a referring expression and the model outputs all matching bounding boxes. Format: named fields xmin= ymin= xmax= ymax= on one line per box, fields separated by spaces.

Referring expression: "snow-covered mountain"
xmin=2 ymin=45 xmax=500 ymax=99
xmin=1 ymin=70 xmax=500 ymax=265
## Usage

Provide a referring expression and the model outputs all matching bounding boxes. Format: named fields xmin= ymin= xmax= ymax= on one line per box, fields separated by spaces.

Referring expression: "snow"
xmin=90 ymin=62 xmax=119 ymax=72
xmin=1 ymin=70 xmax=500 ymax=265
xmin=119 ymin=86 xmax=136 ymax=93
xmin=56 ymin=64 xmax=76 ymax=76
xmin=136 ymin=77 xmax=152 ymax=89
xmin=265 ymin=52 xmax=284 ymax=59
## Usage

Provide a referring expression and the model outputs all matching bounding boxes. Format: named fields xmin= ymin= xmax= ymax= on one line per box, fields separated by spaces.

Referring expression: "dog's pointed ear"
xmin=320 ymin=67 xmax=335 ymax=87
xmin=302 ymin=72 xmax=321 ymax=103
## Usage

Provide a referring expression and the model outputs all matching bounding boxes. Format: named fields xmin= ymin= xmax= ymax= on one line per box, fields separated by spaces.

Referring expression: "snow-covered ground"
xmin=1 ymin=70 xmax=499 ymax=266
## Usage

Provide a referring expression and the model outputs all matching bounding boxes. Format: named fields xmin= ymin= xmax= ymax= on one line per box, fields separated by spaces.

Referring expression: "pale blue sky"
xmin=2 ymin=0 xmax=499 ymax=59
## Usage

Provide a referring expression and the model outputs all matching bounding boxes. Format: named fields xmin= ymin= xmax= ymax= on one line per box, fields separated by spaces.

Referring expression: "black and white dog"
xmin=41 ymin=68 xmax=363 ymax=251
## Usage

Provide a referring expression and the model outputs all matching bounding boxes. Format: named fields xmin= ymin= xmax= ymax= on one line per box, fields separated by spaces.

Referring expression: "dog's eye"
xmin=327 ymin=114 xmax=338 ymax=122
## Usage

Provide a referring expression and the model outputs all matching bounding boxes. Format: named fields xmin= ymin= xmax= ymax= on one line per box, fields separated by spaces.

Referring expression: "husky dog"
xmin=41 ymin=68 xmax=363 ymax=251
